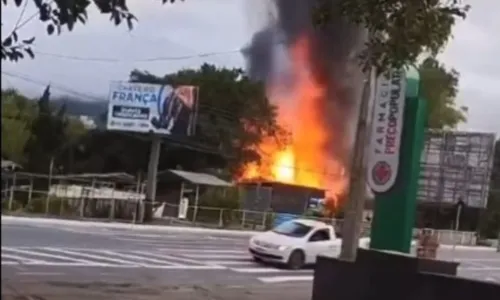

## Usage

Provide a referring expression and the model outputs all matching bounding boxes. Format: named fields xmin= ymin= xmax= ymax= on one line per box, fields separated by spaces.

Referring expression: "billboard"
xmin=106 ymin=82 xmax=199 ymax=136
xmin=418 ymin=131 xmax=496 ymax=208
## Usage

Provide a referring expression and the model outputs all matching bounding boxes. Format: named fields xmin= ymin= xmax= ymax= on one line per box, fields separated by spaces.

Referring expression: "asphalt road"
xmin=1 ymin=217 xmax=499 ymax=298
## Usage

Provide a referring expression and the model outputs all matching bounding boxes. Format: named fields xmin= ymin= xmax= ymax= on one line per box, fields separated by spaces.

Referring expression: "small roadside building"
xmin=155 ymin=169 xmax=233 ymax=218
xmin=239 ymin=179 xmax=326 ymax=215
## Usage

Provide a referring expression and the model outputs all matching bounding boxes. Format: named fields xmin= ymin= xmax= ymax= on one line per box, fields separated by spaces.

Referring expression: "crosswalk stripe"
xmin=129 ymin=250 xmax=206 ymax=266
xmin=41 ymin=247 xmax=145 ymax=266
xmin=1 ymin=253 xmax=45 ymax=264
xmin=258 ymin=275 xmax=314 ymax=283
xmin=205 ymin=260 xmax=255 ymax=266
xmin=93 ymin=250 xmax=182 ymax=266
xmin=231 ymin=267 xmax=289 ymax=273
xmin=182 ymin=254 xmax=249 ymax=259
xmin=2 ymin=247 xmax=98 ymax=265
xmin=158 ymin=248 xmax=246 ymax=254
xmin=113 ymin=237 xmax=247 ymax=246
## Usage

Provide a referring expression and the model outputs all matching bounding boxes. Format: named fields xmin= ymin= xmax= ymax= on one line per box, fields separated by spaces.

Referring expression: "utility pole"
xmin=143 ymin=134 xmax=161 ymax=223
xmin=339 ymin=66 xmax=375 ymax=261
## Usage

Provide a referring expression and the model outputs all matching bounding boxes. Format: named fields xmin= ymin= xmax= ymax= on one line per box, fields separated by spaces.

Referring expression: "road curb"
xmin=1 ymin=215 xmax=496 ymax=251
xmin=1 ymin=215 xmax=258 ymax=236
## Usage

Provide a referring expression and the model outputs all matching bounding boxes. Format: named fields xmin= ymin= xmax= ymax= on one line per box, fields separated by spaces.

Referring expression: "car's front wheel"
xmin=287 ymin=249 xmax=305 ymax=270
xmin=253 ymin=256 xmax=263 ymax=263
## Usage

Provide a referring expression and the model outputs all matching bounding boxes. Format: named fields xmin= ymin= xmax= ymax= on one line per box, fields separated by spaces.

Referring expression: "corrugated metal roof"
xmin=53 ymin=172 xmax=136 ymax=182
xmin=170 ymin=169 xmax=233 ymax=187
xmin=1 ymin=159 xmax=21 ymax=170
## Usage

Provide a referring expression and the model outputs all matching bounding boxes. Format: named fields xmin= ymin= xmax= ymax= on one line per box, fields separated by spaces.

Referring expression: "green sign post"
xmin=368 ymin=66 xmax=428 ymax=253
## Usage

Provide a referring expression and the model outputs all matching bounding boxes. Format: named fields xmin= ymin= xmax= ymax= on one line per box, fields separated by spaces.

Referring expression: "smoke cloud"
xmin=244 ymin=0 xmax=368 ymax=174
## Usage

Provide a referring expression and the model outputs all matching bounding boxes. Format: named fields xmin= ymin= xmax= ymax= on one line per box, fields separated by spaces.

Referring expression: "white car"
xmin=248 ymin=219 xmax=342 ymax=269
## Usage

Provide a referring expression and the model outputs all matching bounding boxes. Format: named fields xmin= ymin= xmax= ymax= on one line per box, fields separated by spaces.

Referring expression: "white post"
xmin=8 ymin=173 xmax=16 ymax=210
xmin=193 ymin=185 xmax=200 ymax=223
xmin=218 ymin=208 xmax=224 ymax=228
xmin=496 ymin=231 xmax=500 ymax=252
xmin=28 ymin=176 xmax=33 ymax=206
xmin=45 ymin=157 xmax=55 ymax=214
xmin=451 ymin=204 xmax=462 ymax=261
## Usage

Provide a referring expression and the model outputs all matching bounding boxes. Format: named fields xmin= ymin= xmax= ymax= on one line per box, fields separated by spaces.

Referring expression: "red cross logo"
xmin=372 ymin=161 xmax=391 ymax=186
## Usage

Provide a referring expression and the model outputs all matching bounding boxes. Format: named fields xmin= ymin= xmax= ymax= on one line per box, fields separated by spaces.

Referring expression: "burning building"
xmin=240 ymin=0 xmax=367 ymax=212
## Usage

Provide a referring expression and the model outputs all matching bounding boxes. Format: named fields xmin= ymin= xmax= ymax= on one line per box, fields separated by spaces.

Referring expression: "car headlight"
xmin=278 ymin=245 xmax=288 ymax=251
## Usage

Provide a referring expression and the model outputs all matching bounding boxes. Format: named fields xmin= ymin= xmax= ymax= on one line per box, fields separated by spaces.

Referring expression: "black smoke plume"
xmin=244 ymin=0 xmax=367 ymax=175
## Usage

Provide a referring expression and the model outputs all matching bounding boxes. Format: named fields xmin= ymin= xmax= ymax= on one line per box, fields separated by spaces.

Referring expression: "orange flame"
xmin=241 ymin=35 xmax=348 ymax=211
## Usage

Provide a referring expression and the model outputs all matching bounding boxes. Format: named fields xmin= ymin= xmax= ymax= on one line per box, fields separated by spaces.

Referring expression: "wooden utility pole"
xmin=339 ymin=67 xmax=375 ymax=261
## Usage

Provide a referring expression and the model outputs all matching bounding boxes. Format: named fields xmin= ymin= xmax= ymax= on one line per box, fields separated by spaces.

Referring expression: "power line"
xmin=1 ymin=70 xmax=103 ymax=101
xmin=1 ymin=70 xmax=244 ymax=120
xmin=5 ymin=0 xmax=55 ymax=40
xmin=12 ymin=0 xmax=29 ymax=33
xmin=32 ymin=48 xmax=244 ymax=63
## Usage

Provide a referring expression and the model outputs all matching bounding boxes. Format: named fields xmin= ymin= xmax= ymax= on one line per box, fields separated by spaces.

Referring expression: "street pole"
xmin=144 ymin=134 xmax=161 ymax=222
xmin=339 ymin=67 xmax=375 ymax=261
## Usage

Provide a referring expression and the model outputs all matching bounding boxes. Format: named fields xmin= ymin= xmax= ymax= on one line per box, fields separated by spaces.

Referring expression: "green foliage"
xmin=1 ymin=64 xmax=279 ymax=180
xmin=1 ymin=89 xmax=37 ymax=163
xmin=2 ymin=196 xmax=72 ymax=215
xmin=418 ymin=57 xmax=467 ymax=129
xmin=198 ymin=187 xmax=240 ymax=209
xmin=24 ymin=86 xmax=70 ymax=172
xmin=130 ymin=64 xmax=283 ymax=175
xmin=313 ymin=0 xmax=470 ymax=72
xmin=1 ymin=87 xmax=88 ymax=171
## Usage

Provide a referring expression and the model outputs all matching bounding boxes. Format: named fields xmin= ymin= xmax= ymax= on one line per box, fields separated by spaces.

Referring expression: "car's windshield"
xmin=272 ymin=221 xmax=312 ymax=238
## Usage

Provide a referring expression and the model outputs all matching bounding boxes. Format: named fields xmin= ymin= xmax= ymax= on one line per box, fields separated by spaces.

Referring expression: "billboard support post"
xmin=369 ymin=66 xmax=427 ymax=253
xmin=105 ymin=82 xmax=200 ymax=223
xmin=144 ymin=134 xmax=161 ymax=222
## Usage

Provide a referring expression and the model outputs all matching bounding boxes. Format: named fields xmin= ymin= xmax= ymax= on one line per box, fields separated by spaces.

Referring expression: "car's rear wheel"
xmin=287 ymin=250 xmax=305 ymax=270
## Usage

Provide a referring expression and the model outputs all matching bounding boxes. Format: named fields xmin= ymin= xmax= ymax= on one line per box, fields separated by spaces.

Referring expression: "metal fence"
xmin=159 ymin=202 xmax=367 ymax=232
xmin=1 ymin=171 xmax=143 ymax=222
xmin=1 ymin=171 xmax=493 ymax=246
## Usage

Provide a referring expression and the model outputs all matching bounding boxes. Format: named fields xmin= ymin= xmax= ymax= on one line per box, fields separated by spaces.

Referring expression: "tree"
xmin=419 ymin=57 xmax=467 ymax=129
xmin=129 ymin=63 xmax=282 ymax=176
xmin=2 ymin=0 xmax=468 ymax=71
xmin=1 ymin=89 xmax=37 ymax=164
xmin=24 ymin=85 xmax=72 ymax=172
xmin=313 ymin=0 xmax=470 ymax=72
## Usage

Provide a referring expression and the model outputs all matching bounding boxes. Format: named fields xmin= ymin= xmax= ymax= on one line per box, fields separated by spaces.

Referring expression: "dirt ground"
xmin=1 ymin=280 xmax=313 ymax=300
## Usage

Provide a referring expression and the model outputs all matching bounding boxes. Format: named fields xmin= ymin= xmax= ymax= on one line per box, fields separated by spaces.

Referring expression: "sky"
xmin=1 ymin=0 xmax=499 ymax=135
